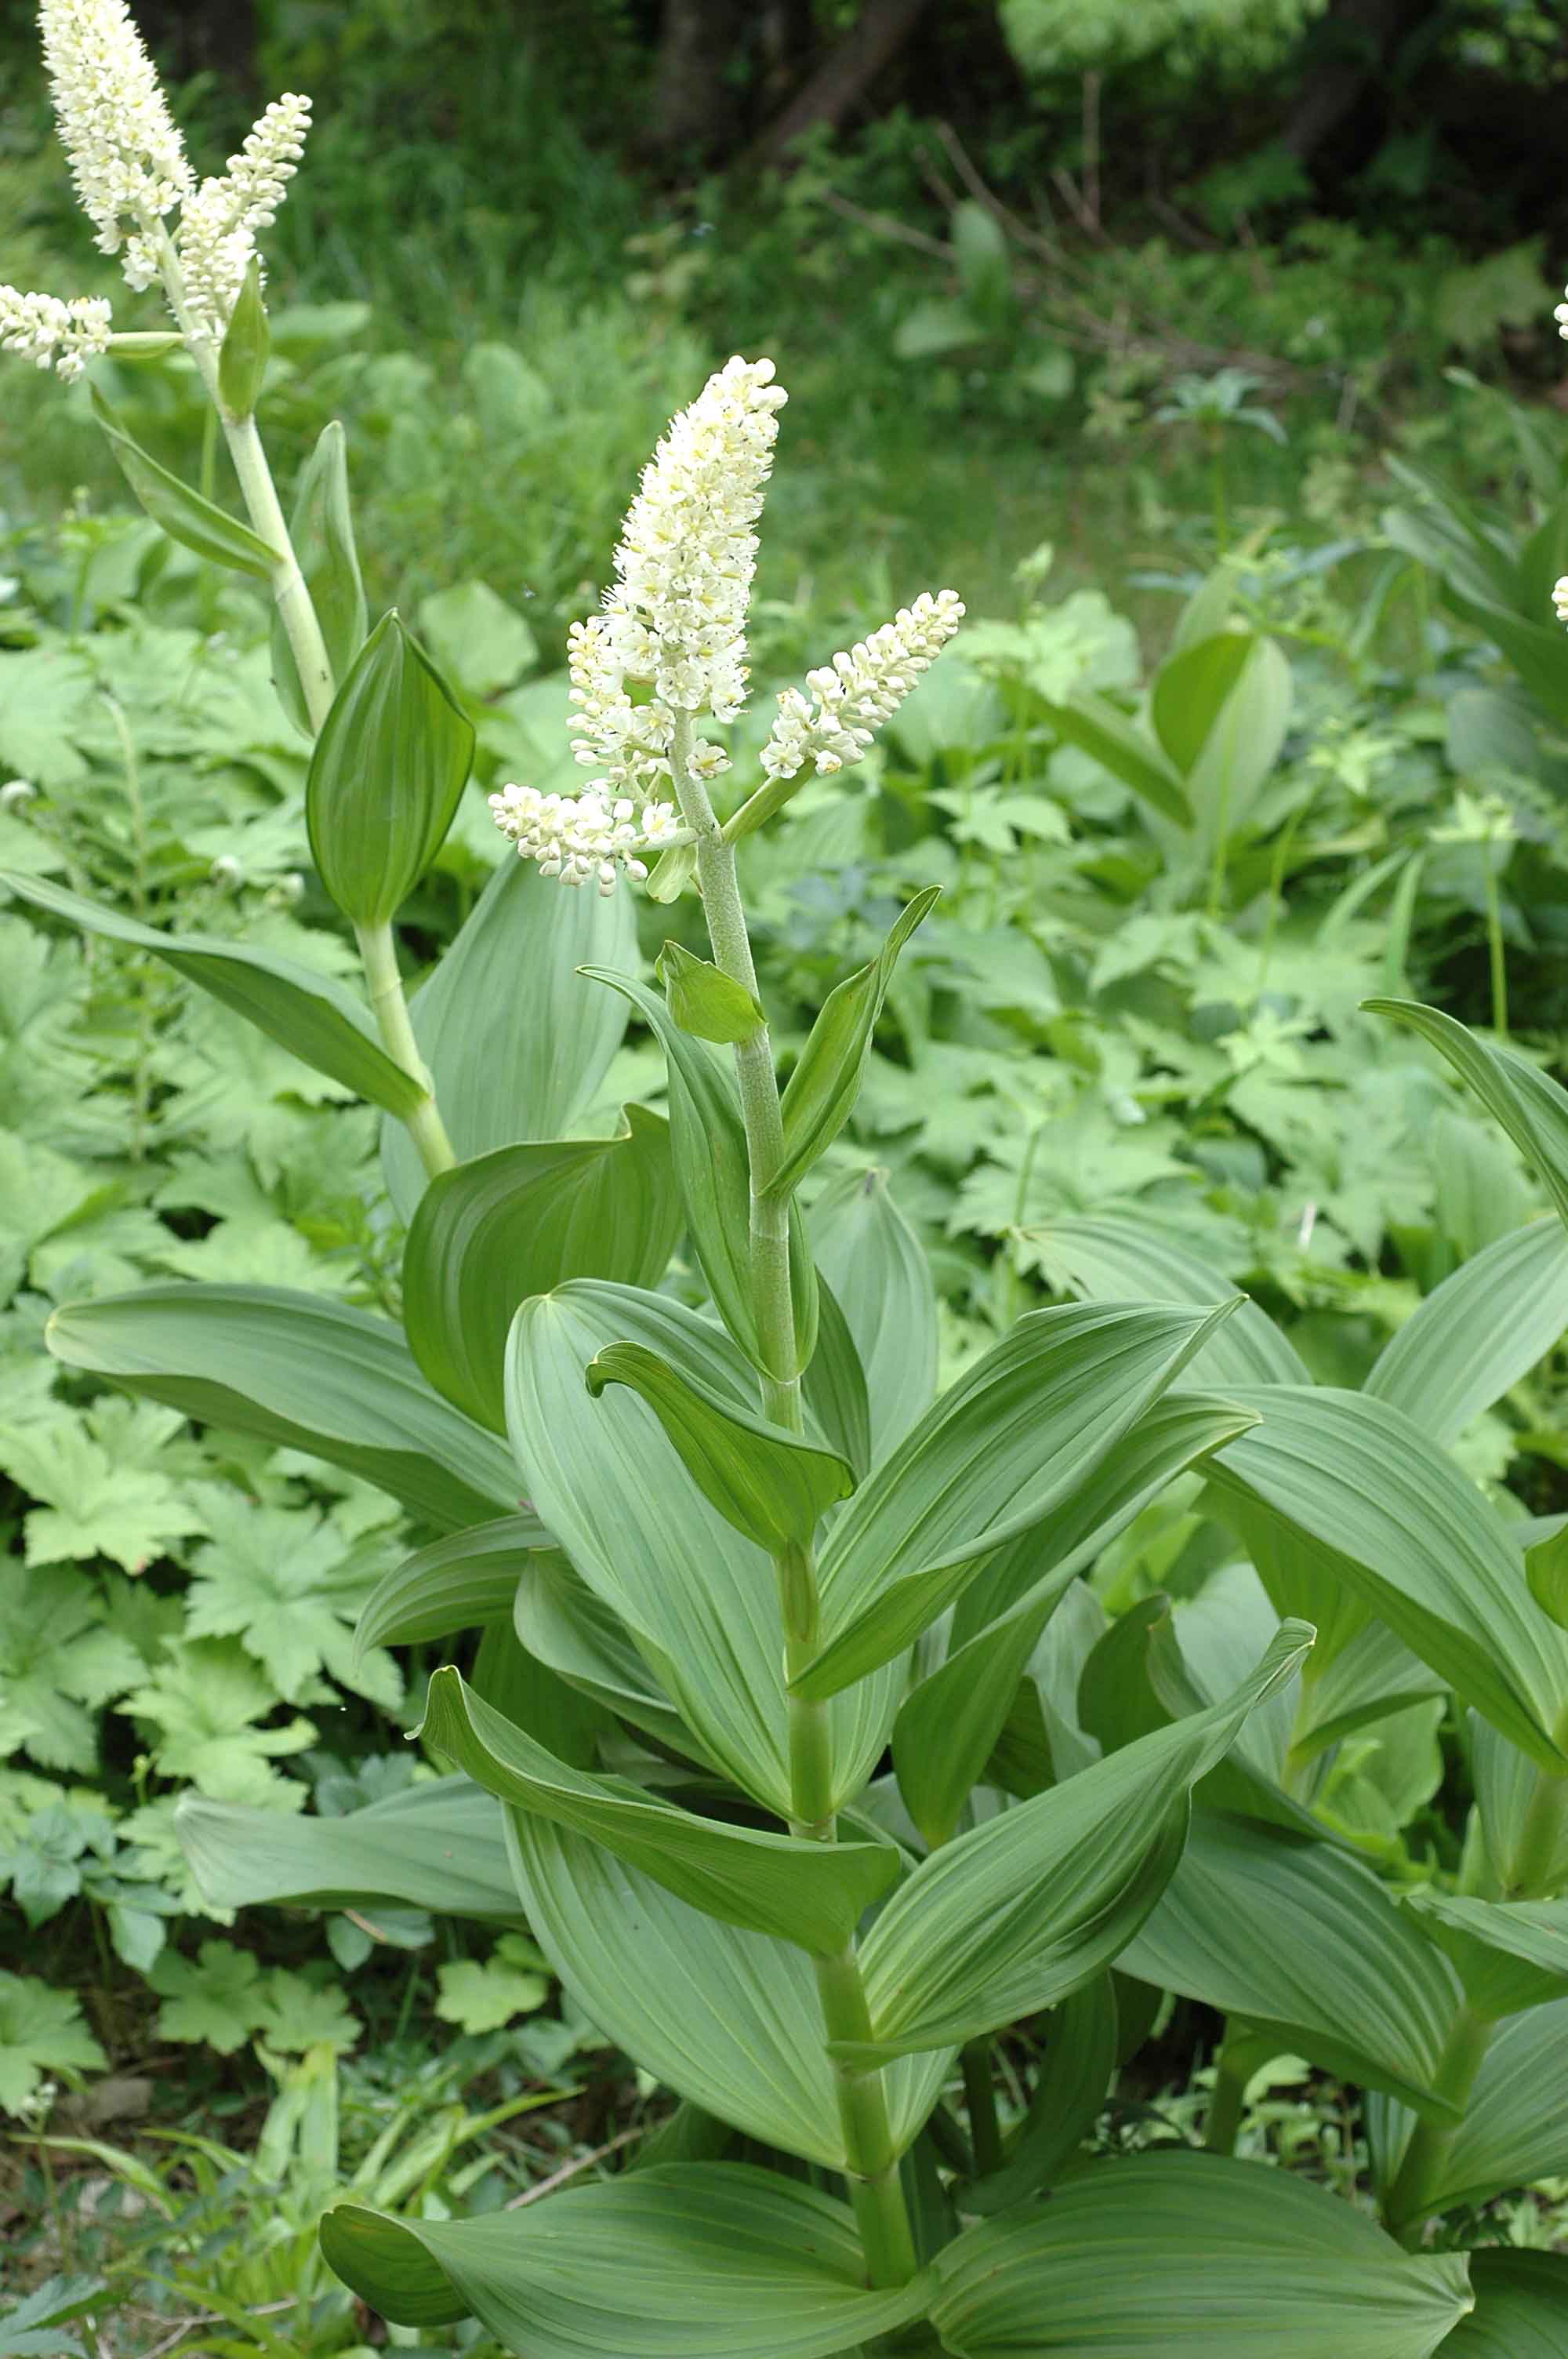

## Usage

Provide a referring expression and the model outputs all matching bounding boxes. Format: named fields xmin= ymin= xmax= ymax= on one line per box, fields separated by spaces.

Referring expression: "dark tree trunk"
xmin=1282 ymin=0 xmax=1443 ymax=164
xmin=646 ymin=0 xmax=747 ymax=159
xmin=751 ymin=0 xmax=935 ymax=164
xmin=136 ymin=0 xmax=258 ymax=89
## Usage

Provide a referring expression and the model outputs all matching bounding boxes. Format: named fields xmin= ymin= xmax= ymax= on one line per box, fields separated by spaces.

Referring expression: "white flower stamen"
xmin=488 ymin=783 xmax=681 ymax=896
xmin=176 ymin=93 xmax=312 ymax=336
xmin=760 ymin=591 xmax=966 ymax=783
xmin=39 ymin=0 xmax=191 ymax=285
xmin=0 ymin=285 xmax=112 ymax=380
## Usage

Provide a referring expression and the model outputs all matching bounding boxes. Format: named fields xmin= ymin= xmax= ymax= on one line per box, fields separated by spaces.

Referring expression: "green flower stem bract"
xmin=664 ymin=710 xmax=918 ymax=2292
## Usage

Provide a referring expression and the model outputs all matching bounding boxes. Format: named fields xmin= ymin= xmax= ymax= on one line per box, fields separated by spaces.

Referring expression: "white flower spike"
xmin=176 ymin=93 xmax=313 ymax=337
xmin=488 ymin=783 xmax=681 ymax=896
xmin=0 ymin=285 xmax=112 ymax=380
xmin=1553 ymin=574 xmax=1568 ymax=629
xmin=761 ymin=591 xmax=965 ymax=783
xmin=38 ymin=0 xmax=191 ymax=288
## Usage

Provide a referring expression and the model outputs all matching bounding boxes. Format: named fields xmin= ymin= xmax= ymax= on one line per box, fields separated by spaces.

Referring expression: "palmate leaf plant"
xmin=5 ymin=7 xmax=1568 ymax=2354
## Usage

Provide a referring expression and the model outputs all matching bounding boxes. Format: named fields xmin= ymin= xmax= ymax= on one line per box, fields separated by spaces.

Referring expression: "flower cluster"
xmin=1554 ymin=575 xmax=1568 ymax=629
xmin=0 ymin=285 xmax=112 ymax=381
xmin=488 ymin=783 xmax=681 ymax=896
xmin=176 ymin=93 xmax=313 ymax=337
xmin=39 ymin=0 xmax=191 ymax=290
xmin=760 ymin=590 xmax=966 ymax=783
xmin=1556 ymin=285 xmax=1568 ymax=341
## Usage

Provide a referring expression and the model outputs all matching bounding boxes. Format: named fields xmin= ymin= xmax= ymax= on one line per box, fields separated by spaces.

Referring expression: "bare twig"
xmin=819 ymin=187 xmax=953 ymax=261
xmin=1083 ymin=71 xmax=1102 ymax=233
xmin=504 ymin=2125 xmax=647 ymax=2209
xmin=141 ymin=2299 xmax=294 ymax=2359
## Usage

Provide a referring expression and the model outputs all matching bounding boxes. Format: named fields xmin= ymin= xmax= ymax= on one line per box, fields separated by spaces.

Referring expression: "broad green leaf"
xmin=507 ymin=1814 xmax=950 ymax=2166
xmin=586 ymin=1340 xmax=854 ymax=1554
xmin=1034 ymin=689 xmax=1192 ymax=825
xmin=808 ymin=1167 xmax=938 ymax=1461
xmin=0 ymin=871 xmax=423 ymax=1118
xmin=46 ymin=1285 xmax=518 ymax=1531
xmin=1442 ymin=2250 xmax=1568 ymax=2357
xmin=842 ymin=1622 xmax=1312 ymax=2059
xmin=176 ymin=1778 xmax=521 ymax=1925
xmin=1020 ymin=1212 xmax=1308 ymax=1386
xmin=1292 ymin=1617 xmax=1447 ymax=1761
xmin=321 ymin=2163 xmax=935 ymax=2354
xmin=1365 ymin=1217 xmax=1568 ymax=1442
xmin=470 ymin=1615 xmax=609 ymax=1770
xmin=1527 ymin=1520 xmax=1568 ymax=1629
xmin=1210 ymin=1387 xmax=1568 ymax=1772
xmin=91 ymin=387 xmax=279 ymax=577
xmin=505 ymin=1282 xmax=897 ymax=1818
xmin=421 ymin=1668 xmax=893 ymax=1952
xmin=1366 ymin=999 xmax=1568 ymax=1233
xmin=960 ymin=1974 xmax=1119 ymax=2213
xmin=584 ymin=969 xmax=816 ymax=1378
xmin=383 ymin=853 xmax=633 ymax=1220
xmin=894 ymin=1394 xmax=1258 ymax=1847
xmin=217 ymin=260 xmax=269 ymax=417
xmin=1150 ymin=627 xmax=1254 ymax=772
xmin=802 ymin=1271 xmax=872 ymax=1478
xmin=1183 ymin=634 xmax=1292 ymax=849
xmin=774 ymin=887 xmax=940 ymax=1195
xmin=513 ymin=1547 xmax=710 ymax=1766
xmin=655 ymin=940 xmax=764 ymax=1044
xmin=354 ymin=1514 xmax=550 ymax=1656
xmin=1472 ymin=1714 xmax=1568 ymax=1898
xmin=1119 ymin=1812 xmax=1461 ymax=2115
xmin=797 ymin=1299 xmax=1242 ymax=1699
xmin=307 ymin=612 xmax=475 ymax=927
xmin=1403 ymin=1888 xmax=1568 ymax=2019
xmin=1370 ymin=1997 xmax=1568 ymax=2220
xmin=928 ymin=2152 xmax=1470 ymax=2357
xmin=271 ymin=420 xmax=368 ymax=732
xmin=403 ymin=1112 xmax=680 ymax=1431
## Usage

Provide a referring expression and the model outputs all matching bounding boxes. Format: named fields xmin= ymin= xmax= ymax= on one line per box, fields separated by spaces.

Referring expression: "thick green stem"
xmin=1383 ymin=2004 xmax=1493 ymax=2244
xmin=666 ymin=713 xmax=918 ymax=2289
xmin=355 ymin=921 xmax=457 ymax=1178
xmin=961 ymin=2038 xmax=1004 ymax=2179
xmin=1203 ymin=2045 xmax=1248 ymax=2157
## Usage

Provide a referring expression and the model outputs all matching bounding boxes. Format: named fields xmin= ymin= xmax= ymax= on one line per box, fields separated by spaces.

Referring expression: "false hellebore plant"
xmin=11 ymin=5 xmax=1568 ymax=2350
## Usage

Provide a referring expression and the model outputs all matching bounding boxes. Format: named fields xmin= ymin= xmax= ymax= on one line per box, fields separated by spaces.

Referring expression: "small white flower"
xmin=176 ymin=92 xmax=312 ymax=336
xmin=0 ymin=778 xmax=38 ymax=809
xmin=1556 ymin=289 xmax=1568 ymax=343
xmin=1554 ymin=573 xmax=1568 ymax=627
xmin=0 ymin=285 xmax=112 ymax=380
xmin=39 ymin=0 xmax=192 ymax=279
xmin=488 ymin=783 xmax=680 ymax=896
xmin=760 ymin=590 xmax=965 ymax=783
xmin=209 ymin=852 xmax=244 ymax=889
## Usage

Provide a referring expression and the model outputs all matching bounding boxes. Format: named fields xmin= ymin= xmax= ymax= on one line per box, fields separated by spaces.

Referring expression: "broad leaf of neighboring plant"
xmin=1441 ymin=2250 xmax=1568 ymax=2357
xmin=927 ymin=2153 xmax=1470 ymax=2357
xmin=1369 ymin=1997 xmax=1568 ymax=2219
xmin=321 ymin=2163 xmax=935 ymax=2353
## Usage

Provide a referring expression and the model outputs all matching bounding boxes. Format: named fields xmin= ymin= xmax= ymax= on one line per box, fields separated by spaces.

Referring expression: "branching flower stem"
xmin=667 ymin=711 xmax=920 ymax=2292
xmin=147 ymin=221 xmax=454 ymax=1177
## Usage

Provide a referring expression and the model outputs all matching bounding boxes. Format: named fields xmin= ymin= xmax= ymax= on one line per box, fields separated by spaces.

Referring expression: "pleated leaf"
xmin=321 ymin=2164 xmax=935 ymax=2354
xmin=420 ymin=1667 xmax=894 ymax=1952
xmin=307 ymin=612 xmax=474 ymax=927
xmin=403 ymin=1111 xmax=681 ymax=1430
xmin=1442 ymin=2250 xmax=1568 ymax=2357
xmin=808 ymin=1166 xmax=938 ymax=1463
xmin=584 ymin=969 xmax=816 ymax=1378
xmin=506 ymin=1813 xmax=951 ymax=2167
xmin=1210 ymin=1387 xmax=1568 ymax=1772
xmin=1022 ymin=1212 xmax=1308 ymax=1387
xmin=176 ymin=1776 xmax=519 ymax=1924
xmin=844 ymin=1622 xmax=1312 ymax=2059
xmin=1403 ymin=1889 xmax=1568 ymax=2019
xmin=45 ymin=1285 xmax=518 ymax=1530
xmin=802 ymin=1271 xmax=872 ymax=1478
xmin=354 ymin=1513 xmax=551 ymax=1656
xmin=1364 ymin=1216 xmax=1568 ymax=1442
xmin=505 ymin=1281 xmax=898 ymax=1818
xmin=382 ymin=853 xmax=633 ymax=1220
xmin=0 ymin=871 xmax=423 ymax=1118
xmin=1370 ymin=1997 xmax=1568 ymax=2219
xmin=512 ymin=1547 xmax=711 ymax=1766
xmin=894 ymin=1394 xmax=1258 ymax=1848
xmin=797 ymin=1299 xmax=1242 ymax=1699
xmin=1366 ymin=998 xmax=1568 ymax=1231
xmin=92 ymin=386 xmax=279 ymax=576
xmin=1118 ymin=1812 xmax=1461 ymax=2115
xmin=959 ymin=1974 xmax=1119 ymax=2213
xmin=928 ymin=2153 xmax=1471 ymax=2358
xmin=774 ymin=886 xmax=940 ymax=1196
xmin=586 ymin=1340 xmax=854 ymax=1552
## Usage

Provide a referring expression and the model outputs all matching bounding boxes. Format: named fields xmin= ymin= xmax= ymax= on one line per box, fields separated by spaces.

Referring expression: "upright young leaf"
xmin=321 ymin=2164 xmax=935 ymax=2357
xmin=1366 ymin=999 xmax=1568 ymax=1231
xmin=402 ymin=1113 xmax=681 ymax=1430
xmin=1210 ymin=1387 xmax=1568 ymax=1772
xmin=929 ymin=2153 xmax=1470 ymax=2358
xmin=272 ymin=420 xmax=368 ymax=732
xmin=808 ymin=1168 xmax=938 ymax=1461
xmin=797 ymin=1299 xmax=1243 ymax=1698
xmin=421 ymin=1668 xmax=894 ymax=1952
xmin=382 ymin=855 xmax=633 ymax=1221
xmin=774 ymin=888 xmax=939 ymax=1195
xmin=0 ymin=871 xmax=423 ymax=1118
xmin=216 ymin=260 xmax=269 ymax=418
xmin=307 ymin=613 xmax=475 ymax=927
xmin=47 ymin=1285 xmax=518 ymax=1531
xmin=841 ymin=1623 xmax=1312 ymax=2059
